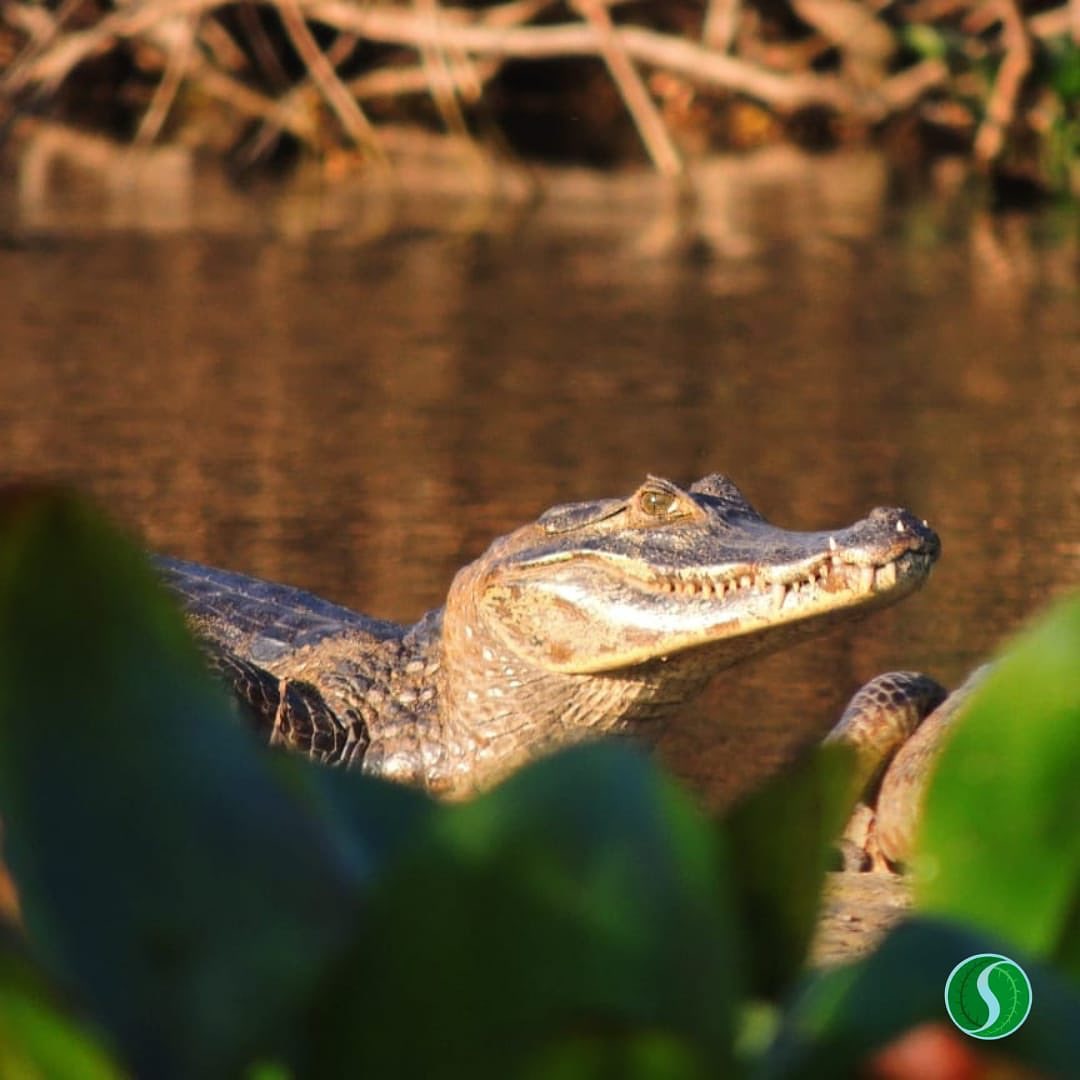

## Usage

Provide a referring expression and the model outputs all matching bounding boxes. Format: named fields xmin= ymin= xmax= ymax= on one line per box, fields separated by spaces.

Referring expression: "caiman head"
xmin=437 ymin=474 xmax=939 ymax=792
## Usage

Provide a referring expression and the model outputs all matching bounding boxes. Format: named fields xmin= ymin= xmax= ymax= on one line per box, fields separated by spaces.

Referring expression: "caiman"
xmin=155 ymin=473 xmax=946 ymax=860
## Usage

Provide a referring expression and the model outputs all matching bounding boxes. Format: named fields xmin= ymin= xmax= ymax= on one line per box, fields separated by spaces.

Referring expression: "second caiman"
xmin=155 ymin=473 xmax=943 ymax=821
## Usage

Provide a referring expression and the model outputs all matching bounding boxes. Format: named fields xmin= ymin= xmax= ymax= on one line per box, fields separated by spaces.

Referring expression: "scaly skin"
xmin=156 ymin=473 xmax=941 ymax=801
xmin=831 ymin=666 xmax=993 ymax=870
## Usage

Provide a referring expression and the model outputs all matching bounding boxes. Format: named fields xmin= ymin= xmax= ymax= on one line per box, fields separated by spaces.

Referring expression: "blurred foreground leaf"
xmin=725 ymin=743 xmax=855 ymax=996
xmin=0 ymin=489 xmax=371 ymax=1077
xmin=299 ymin=743 xmax=740 ymax=1079
xmin=914 ymin=595 xmax=1080 ymax=967
xmin=0 ymin=924 xmax=122 ymax=1080
xmin=522 ymin=1029 xmax=708 ymax=1080
xmin=759 ymin=917 xmax=1080 ymax=1079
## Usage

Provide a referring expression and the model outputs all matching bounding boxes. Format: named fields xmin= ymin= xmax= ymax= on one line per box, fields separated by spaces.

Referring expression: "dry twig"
xmin=414 ymin=0 xmax=473 ymax=142
xmin=972 ymin=0 xmax=1033 ymax=166
xmin=572 ymin=0 xmax=683 ymax=177
xmin=134 ymin=13 xmax=195 ymax=143
xmin=703 ymin=0 xmax=740 ymax=54
xmin=0 ymin=0 xmax=858 ymax=113
xmin=278 ymin=0 xmax=383 ymax=155
xmin=0 ymin=0 xmax=1072 ymax=181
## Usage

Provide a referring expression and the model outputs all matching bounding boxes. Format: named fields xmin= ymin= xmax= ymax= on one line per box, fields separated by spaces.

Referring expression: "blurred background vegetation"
xmin=1 ymin=0 xmax=1078 ymax=197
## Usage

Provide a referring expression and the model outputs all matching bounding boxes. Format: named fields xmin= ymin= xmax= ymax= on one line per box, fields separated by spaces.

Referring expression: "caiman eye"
xmin=640 ymin=488 xmax=681 ymax=517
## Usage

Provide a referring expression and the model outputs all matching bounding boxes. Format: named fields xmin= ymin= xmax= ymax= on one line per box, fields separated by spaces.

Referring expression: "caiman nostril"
xmin=868 ymin=507 xmax=940 ymax=562
xmin=896 ymin=510 xmax=940 ymax=560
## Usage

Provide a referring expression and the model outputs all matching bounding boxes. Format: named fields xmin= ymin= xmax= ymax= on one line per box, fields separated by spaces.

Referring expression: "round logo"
xmin=944 ymin=953 xmax=1033 ymax=1040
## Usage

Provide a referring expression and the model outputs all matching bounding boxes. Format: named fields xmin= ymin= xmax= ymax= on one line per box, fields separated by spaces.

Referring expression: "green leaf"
xmin=1047 ymin=35 xmax=1080 ymax=102
xmin=265 ymin=750 xmax=434 ymax=880
xmin=0 ymin=924 xmax=124 ymax=1080
xmin=521 ymin=1030 xmax=708 ymax=1080
xmin=758 ymin=918 xmax=1080 ymax=1079
xmin=901 ymin=24 xmax=948 ymax=62
xmin=913 ymin=596 xmax=1080 ymax=963
xmin=299 ymin=743 xmax=740 ymax=1079
xmin=0 ymin=489 xmax=364 ymax=1078
xmin=724 ymin=743 xmax=855 ymax=996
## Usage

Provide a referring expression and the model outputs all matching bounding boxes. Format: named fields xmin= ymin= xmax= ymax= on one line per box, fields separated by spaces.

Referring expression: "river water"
xmin=1 ymin=140 xmax=1076 ymax=805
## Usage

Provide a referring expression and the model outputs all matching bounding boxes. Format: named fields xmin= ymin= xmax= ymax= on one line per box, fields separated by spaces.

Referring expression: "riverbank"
xmin=2 ymin=1 xmax=1078 ymax=200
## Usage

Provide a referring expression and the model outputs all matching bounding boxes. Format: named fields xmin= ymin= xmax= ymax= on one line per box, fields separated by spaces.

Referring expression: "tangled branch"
xmin=1 ymin=0 xmax=1076 ymax=184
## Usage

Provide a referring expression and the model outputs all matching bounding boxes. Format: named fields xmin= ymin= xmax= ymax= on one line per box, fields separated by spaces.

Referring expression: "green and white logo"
xmin=944 ymin=953 xmax=1033 ymax=1040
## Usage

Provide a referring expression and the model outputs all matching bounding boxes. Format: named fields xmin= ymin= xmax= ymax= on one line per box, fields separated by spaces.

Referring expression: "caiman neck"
xmin=430 ymin=560 xmax=707 ymax=799
xmin=353 ymin=597 xmax=556 ymax=801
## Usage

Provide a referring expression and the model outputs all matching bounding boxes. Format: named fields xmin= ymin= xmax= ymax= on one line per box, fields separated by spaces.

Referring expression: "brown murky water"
xmin=1 ymin=146 xmax=1077 ymax=807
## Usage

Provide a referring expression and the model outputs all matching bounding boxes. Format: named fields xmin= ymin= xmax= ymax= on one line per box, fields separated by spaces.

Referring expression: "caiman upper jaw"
xmin=653 ymin=507 xmax=937 ymax=596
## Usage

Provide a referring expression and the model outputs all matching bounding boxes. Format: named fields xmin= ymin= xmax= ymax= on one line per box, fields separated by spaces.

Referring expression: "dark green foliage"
xmin=1042 ymin=36 xmax=1080 ymax=192
xmin=0 ymin=488 xmax=1076 ymax=1077
xmin=725 ymin=744 xmax=855 ymax=997
xmin=0 ymin=489 xmax=370 ymax=1077
xmin=1047 ymin=35 xmax=1080 ymax=104
xmin=299 ymin=744 xmax=739 ymax=1078
xmin=760 ymin=919 xmax=1080 ymax=1080
xmin=915 ymin=595 xmax=1080 ymax=966
xmin=0 ymin=923 xmax=122 ymax=1079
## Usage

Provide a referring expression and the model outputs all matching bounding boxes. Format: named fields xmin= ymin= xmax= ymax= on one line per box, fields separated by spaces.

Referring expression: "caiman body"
xmin=156 ymin=474 xmax=940 ymax=803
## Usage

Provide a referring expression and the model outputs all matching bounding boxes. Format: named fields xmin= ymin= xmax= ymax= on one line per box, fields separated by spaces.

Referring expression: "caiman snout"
xmin=867 ymin=507 xmax=941 ymax=562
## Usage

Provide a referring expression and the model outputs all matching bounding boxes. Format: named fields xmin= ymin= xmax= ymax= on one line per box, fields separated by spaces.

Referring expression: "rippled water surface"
xmin=1 ymin=149 xmax=1076 ymax=804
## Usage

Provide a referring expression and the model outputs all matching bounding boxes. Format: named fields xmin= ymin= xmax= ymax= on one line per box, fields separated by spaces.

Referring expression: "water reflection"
xmin=0 ymin=150 xmax=1076 ymax=805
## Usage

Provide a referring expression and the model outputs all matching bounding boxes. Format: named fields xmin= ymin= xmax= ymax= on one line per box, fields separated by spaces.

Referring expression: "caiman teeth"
xmin=656 ymin=550 xmax=906 ymax=602
xmin=875 ymin=561 xmax=897 ymax=589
